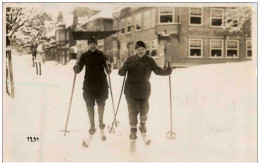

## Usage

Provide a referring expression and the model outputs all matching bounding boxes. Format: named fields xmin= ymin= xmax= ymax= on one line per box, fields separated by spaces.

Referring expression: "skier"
xmin=73 ymin=36 xmax=111 ymax=147
xmin=31 ymin=42 xmax=38 ymax=67
xmin=118 ymin=40 xmax=172 ymax=152
xmin=35 ymin=43 xmax=44 ymax=75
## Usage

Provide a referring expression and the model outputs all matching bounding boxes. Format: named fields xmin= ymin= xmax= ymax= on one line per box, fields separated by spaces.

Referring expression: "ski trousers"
xmin=125 ymin=95 xmax=149 ymax=127
xmin=83 ymin=89 xmax=108 ymax=130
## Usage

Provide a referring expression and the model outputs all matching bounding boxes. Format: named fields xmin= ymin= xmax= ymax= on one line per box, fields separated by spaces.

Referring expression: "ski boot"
xmin=129 ymin=127 xmax=137 ymax=152
xmin=82 ymin=127 xmax=96 ymax=148
xmin=100 ymin=124 xmax=106 ymax=141
xmin=139 ymin=124 xmax=151 ymax=145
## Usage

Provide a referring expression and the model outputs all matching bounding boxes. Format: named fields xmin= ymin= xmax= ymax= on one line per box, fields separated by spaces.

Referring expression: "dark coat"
xmin=118 ymin=54 xmax=171 ymax=99
xmin=76 ymin=49 xmax=109 ymax=91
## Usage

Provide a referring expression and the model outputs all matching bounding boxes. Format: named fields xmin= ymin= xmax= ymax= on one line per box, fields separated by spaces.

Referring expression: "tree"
xmin=6 ymin=7 xmax=38 ymax=40
xmin=224 ymin=7 xmax=252 ymax=35
xmin=15 ymin=14 xmax=47 ymax=49
xmin=5 ymin=6 xmax=43 ymax=98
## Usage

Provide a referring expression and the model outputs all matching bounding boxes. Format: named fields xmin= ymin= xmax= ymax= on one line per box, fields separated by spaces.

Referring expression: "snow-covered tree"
xmin=6 ymin=7 xmax=37 ymax=40
xmin=16 ymin=14 xmax=47 ymax=48
xmin=6 ymin=7 xmax=47 ymax=48
xmin=224 ymin=7 xmax=252 ymax=34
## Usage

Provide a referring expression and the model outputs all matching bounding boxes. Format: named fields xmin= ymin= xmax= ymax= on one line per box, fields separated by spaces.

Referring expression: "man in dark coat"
xmin=118 ymin=40 xmax=172 ymax=151
xmin=73 ymin=36 xmax=111 ymax=140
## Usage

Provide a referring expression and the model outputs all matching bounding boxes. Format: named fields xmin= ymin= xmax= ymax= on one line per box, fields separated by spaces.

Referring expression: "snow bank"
xmin=3 ymin=54 xmax=257 ymax=162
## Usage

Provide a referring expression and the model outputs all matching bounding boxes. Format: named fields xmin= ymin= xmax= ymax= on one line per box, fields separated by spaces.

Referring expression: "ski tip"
xmin=101 ymin=136 xmax=107 ymax=141
xmin=145 ymin=140 xmax=151 ymax=145
xmin=130 ymin=140 xmax=136 ymax=152
xmin=130 ymin=148 xmax=135 ymax=153
xmin=82 ymin=140 xmax=89 ymax=148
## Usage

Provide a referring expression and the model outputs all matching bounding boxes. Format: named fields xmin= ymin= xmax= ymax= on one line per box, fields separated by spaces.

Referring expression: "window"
xmin=226 ymin=9 xmax=239 ymax=27
xmin=144 ymin=41 xmax=150 ymax=56
xmin=159 ymin=8 xmax=174 ymax=24
xmin=66 ymin=30 xmax=70 ymax=42
xmin=189 ymin=38 xmax=203 ymax=58
xmin=151 ymin=40 xmax=158 ymax=57
xmin=246 ymin=40 xmax=252 ymax=58
xmin=143 ymin=10 xmax=151 ymax=29
xmin=226 ymin=40 xmax=239 ymax=58
xmin=135 ymin=13 xmax=142 ymax=31
xmin=126 ymin=17 xmax=132 ymax=33
xmin=210 ymin=40 xmax=223 ymax=58
xmin=120 ymin=19 xmax=125 ymax=34
xmin=190 ymin=8 xmax=203 ymax=25
xmin=210 ymin=8 xmax=224 ymax=27
xmin=151 ymin=8 xmax=156 ymax=27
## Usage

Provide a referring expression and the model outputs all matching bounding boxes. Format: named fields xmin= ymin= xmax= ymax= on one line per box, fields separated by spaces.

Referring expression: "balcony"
xmin=155 ymin=24 xmax=180 ymax=36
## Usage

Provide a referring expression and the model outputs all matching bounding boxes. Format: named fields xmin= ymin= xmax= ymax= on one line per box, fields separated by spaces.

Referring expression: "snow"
xmin=3 ymin=52 xmax=257 ymax=162
xmin=45 ymin=29 xmax=56 ymax=38
xmin=79 ymin=10 xmax=113 ymax=28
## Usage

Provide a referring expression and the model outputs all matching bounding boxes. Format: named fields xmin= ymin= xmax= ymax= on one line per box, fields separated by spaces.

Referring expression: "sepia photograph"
xmin=2 ymin=2 xmax=257 ymax=162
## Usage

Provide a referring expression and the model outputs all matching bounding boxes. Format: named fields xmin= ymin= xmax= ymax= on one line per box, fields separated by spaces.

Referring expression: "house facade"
xmin=113 ymin=7 xmax=252 ymax=67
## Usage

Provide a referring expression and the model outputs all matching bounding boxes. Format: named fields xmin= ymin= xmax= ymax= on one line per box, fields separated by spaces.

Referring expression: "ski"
xmin=82 ymin=134 xmax=94 ymax=148
xmin=141 ymin=133 xmax=151 ymax=145
xmin=130 ymin=140 xmax=136 ymax=152
xmin=100 ymin=129 xmax=106 ymax=141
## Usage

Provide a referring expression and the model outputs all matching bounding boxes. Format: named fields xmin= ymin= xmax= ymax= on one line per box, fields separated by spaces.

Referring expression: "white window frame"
xmin=144 ymin=41 xmax=150 ymax=56
xmin=226 ymin=40 xmax=239 ymax=58
xmin=120 ymin=18 xmax=125 ymax=35
xmin=126 ymin=17 xmax=132 ymax=33
xmin=135 ymin=13 xmax=142 ymax=31
xmin=210 ymin=8 xmax=224 ymax=28
xmin=226 ymin=9 xmax=239 ymax=28
xmin=246 ymin=40 xmax=252 ymax=59
xmin=143 ymin=10 xmax=151 ymax=29
xmin=209 ymin=39 xmax=224 ymax=58
xmin=189 ymin=7 xmax=203 ymax=26
xmin=188 ymin=38 xmax=203 ymax=58
xmin=151 ymin=39 xmax=158 ymax=58
xmin=159 ymin=7 xmax=175 ymax=24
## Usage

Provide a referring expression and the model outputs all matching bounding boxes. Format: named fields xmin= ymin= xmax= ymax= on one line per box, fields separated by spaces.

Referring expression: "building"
xmin=76 ymin=10 xmax=115 ymax=63
xmin=113 ymin=7 xmax=252 ymax=67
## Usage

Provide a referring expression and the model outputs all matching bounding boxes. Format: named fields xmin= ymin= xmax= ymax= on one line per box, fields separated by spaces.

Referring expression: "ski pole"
xmin=106 ymin=61 xmax=120 ymax=128
xmin=166 ymin=62 xmax=176 ymax=140
xmin=62 ymin=59 xmax=79 ymax=136
xmin=108 ymin=73 xmax=127 ymax=134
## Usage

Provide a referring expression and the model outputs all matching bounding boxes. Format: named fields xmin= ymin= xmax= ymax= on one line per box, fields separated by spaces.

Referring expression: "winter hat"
xmin=88 ymin=36 xmax=97 ymax=44
xmin=135 ymin=40 xmax=146 ymax=49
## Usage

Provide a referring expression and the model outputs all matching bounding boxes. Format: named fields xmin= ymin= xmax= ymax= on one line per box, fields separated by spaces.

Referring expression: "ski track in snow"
xmin=3 ymin=52 xmax=257 ymax=162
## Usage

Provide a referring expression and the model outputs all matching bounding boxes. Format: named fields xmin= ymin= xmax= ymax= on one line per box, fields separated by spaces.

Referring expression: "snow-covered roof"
xmin=46 ymin=29 xmax=56 ymax=38
xmin=63 ymin=12 xmax=74 ymax=28
xmin=44 ymin=21 xmax=55 ymax=28
xmin=79 ymin=10 xmax=113 ymax=28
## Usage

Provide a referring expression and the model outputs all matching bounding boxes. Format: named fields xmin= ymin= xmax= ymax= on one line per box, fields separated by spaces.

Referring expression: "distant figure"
xmin=35 ymin=44 xmax=43 ymax=75
xmin=31 ymin=42 xmax=38 ymax=67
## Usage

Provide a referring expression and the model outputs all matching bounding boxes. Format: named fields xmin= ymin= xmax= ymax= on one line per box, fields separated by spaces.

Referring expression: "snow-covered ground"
xmin=3 ymin=52 xmax=257 ymax=162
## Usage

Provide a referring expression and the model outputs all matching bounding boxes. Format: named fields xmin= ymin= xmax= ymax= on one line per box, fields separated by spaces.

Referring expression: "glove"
xmin=73 ymin=65 xmax=80 ymax=74
xmin=166 ymin=66 xmax=172 ymax=74
xmin=106 ymin=61 xmax=112 ymax=74
xmin=106 ymin=67 xmax=112 ymax=74
xmin=125 ymin=62 xmax=131 ymax=71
